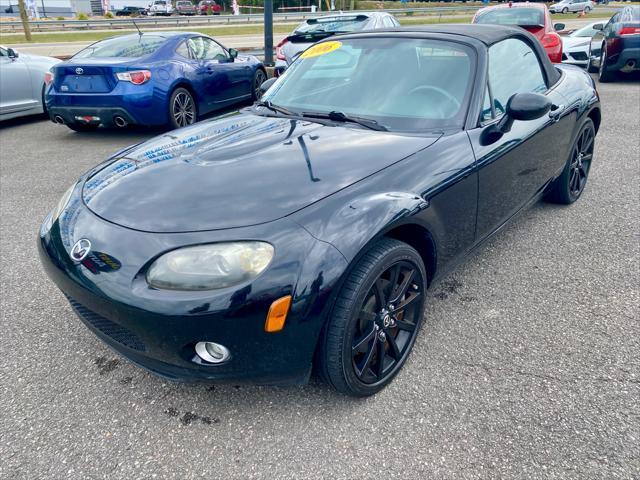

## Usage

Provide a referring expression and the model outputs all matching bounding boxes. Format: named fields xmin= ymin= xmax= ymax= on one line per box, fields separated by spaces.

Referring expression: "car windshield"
xmin=177 ymin=1 xmax=191 ymax=5
xmin=294 ymin=16 xmax=369 ymax=34
xmin=569 ymin=24 xmax=599 ymax=37
xmin=261 ymin=37 xmax=473 ymax=132
xmin=74 ymin=35 xmax=166 ymax=58
xmin=475 ymin=8 xmax=544 ymax=27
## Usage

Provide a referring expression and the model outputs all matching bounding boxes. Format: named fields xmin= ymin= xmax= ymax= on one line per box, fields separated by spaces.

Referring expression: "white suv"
xmin=549 ymin=0 xmax=594 ymax=14
xmin=147 ymin=0 xmax=174 ymax=16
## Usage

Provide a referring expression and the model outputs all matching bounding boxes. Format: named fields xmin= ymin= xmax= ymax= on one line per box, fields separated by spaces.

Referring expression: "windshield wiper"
xmin=255 ymin=100 xmax=297 ymax=117
xmin=302 ymin=111 xmax=388 ymax=131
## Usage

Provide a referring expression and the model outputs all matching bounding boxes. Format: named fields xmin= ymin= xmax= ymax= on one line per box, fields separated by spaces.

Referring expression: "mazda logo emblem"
xmin=70 ymin=239 xmax=91 ymax=262
xmin=75 ymin=67 xmax=84 ymax=75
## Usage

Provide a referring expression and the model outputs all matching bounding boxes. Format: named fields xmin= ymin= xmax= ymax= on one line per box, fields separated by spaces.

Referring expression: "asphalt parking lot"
xmin=1 ymin=75 xmax=639 ymax=479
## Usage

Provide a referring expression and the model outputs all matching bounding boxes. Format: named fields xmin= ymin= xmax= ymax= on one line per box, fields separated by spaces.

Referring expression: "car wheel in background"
xmin=252 ymin=69 xmax=267 ymax=100
xmin=546 ymin=119 xmax=595 ymax=204
xmin=586 ymin=47 xmax=598 ymax=73
xmin=584 ymin=6 xmax=591 ymax=13
xmin=562 ymin=7 xmax=569 ymax=13
xmin=598 ymin=47 xmax=615 ymax=82
xmin=169 ymin=87 xmax=197 ymax=129
xmin=41 ymin=84 xmax=48 ymax=117
xmin=318 ymin=238 xmax=427 ymax=397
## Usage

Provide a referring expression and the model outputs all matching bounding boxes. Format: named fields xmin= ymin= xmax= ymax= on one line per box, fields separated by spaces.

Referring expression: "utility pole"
xmin=264 ymin=0 xmax=273 ymax=66
xmin=18 ymin=0 xmax=32 ymax=42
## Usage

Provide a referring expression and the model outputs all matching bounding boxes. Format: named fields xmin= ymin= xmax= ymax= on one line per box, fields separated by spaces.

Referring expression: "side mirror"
xmin=228 ymin=48 xmax=238 ymax=61
xmin=554 ymin=23 xmax=566 ymax=32
xmin=259 ymin=77 xmax=277 ymax=96
xmin=593 ymin=23 xmax=603 ymax=31
xmin=481 ymin=93 xmax=551 ymax=145
xmin=7 ymin=48 xmax=18 ymax=59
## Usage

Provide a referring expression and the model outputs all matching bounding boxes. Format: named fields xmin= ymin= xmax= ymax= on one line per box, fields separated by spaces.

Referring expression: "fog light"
xmin=195 ymin=341 xmax=230 ymax=364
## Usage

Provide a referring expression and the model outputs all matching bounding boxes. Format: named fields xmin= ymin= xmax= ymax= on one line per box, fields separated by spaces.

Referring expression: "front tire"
xmin=562 ymin=7 xmax=569 ymax=13
xmin=168 ymin=87 xmax=197 ymax=129
xmin=546 ymin=119 xmax=595 ymax=204
xmin=251 ymin=69 xmax=267 ymax=100
xmin=318 ymin=238 xmax=427 ymax=397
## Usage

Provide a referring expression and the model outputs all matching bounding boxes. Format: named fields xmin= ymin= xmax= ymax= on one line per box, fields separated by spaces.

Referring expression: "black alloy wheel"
xmin=318 ymin=238 xmax=427 ymax=397
xmin=169 ymin=87 xmax=196 ymax=129
xmin=546 ymin=119 xmax=595 ymax=204
xmin=252 ymin=69 xmax=267 ymax=100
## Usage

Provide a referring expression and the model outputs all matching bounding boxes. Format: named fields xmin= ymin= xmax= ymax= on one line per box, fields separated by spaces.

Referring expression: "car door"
xmin=467 ymin=37 xmax=570 ymax=240
xmin=0 ymin=47 xmax=37 ymax=117
xmin=207 ymin=38 xmax=252 ymax=101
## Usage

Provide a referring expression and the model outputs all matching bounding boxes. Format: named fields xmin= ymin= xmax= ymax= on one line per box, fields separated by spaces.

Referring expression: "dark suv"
xmin=588 ymin=5 xmax=640 ymax=81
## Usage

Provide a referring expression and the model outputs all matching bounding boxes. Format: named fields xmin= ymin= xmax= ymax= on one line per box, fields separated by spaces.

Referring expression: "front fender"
xmin=296 ymin=191 xmax=429 ymax=263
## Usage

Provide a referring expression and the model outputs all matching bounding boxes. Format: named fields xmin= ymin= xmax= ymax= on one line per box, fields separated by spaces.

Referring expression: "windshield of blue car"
xmin=475 ymin=8 xmax=544 ymax=27
xmin=261 ymin=37 xmax=474 ymax=132
xmin=294 ymin=16 xmax=369 ymax=34
xmin=74 ymin=35 xmax=166 ymax=58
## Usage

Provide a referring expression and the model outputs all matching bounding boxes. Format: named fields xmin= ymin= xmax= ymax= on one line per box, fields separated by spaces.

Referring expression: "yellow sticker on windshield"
xmin=300 ymin=41 xmax=342 ymax=59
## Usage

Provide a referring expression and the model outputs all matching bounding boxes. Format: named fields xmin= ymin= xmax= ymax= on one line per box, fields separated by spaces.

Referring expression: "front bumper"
xmin=38 ymin=192 xmax=347 ymax=385
xmin=562 ymin=49 xmax=590 ymax=66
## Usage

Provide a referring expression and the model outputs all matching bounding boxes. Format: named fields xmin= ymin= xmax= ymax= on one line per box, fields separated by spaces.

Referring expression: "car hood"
xmin=562 ymin=36 xmax=590 ymax=49
xmin=82 ymin=111 xmax=440 ymax=233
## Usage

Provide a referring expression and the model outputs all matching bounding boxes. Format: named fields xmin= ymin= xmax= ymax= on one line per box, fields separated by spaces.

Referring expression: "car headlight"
xmin=146 ymin=242 xmax=274 ymax=291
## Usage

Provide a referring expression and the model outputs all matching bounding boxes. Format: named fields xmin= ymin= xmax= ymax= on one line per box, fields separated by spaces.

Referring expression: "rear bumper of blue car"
xmin=46 ymin=82 xmax=167 ymax=127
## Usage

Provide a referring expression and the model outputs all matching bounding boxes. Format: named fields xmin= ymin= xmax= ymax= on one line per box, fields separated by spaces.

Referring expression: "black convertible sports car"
xmin=39 ymin=25 xmax=600 ymax=397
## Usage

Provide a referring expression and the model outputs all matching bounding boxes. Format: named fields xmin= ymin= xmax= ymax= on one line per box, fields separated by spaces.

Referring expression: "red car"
xmin=198 ymin=0 xmax=221 ymax=14
xmin=472 ymin=2 xmax=563 ymax=63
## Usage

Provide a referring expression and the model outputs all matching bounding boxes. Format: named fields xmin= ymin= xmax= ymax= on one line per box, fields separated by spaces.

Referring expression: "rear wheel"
xmin=169 ymin=87 xmax=197 ymax=129
xmin=546 ymin=119 xmax=595 ymax=204
xmin=252 ymin=69 xmax=267 ymax=100
xmin=318 ymin=238 xmax=427 ymax=397
xmin=598 ymin=46 xmax=615 ymax=82
xmin=562 ymin=7 xmax=568 ymax=13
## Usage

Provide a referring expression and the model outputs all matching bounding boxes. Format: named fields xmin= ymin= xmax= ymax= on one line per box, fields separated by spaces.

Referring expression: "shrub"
xmin=76 ymin=12 xmax=89 ymax=20
xmin=56 ymin=16 xmax=65 ymax=20
xmin=104 ymin=11 xmax=114 ymax=18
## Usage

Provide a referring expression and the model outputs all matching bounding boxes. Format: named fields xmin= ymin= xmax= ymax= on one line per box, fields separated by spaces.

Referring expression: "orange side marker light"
xmin=265 ymin=295 xmax=292 ymax=333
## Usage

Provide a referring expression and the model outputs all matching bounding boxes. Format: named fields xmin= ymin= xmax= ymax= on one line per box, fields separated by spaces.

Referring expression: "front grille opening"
xmin=65 ymin=295 xmax=146 ymax=352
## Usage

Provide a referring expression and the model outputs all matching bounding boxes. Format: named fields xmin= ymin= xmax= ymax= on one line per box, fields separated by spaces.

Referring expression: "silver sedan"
xmin=0 ymin=46 xmax=60 ymax=122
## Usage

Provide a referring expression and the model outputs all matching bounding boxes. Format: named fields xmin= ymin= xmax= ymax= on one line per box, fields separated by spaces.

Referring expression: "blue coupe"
xmin=46 ymin=32 xmax=267 ymax=132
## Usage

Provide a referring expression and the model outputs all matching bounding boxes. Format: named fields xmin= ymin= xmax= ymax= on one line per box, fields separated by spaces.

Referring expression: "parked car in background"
xmin=147 ymin=0 xmax=173 ymax=15
xmin=198 ymin=0 xmax=221 ymax=14
xmin=274 ymin=12 xmax=400 ymax=76
xmin=39 ymin=25 xmax=601 ymax=397
xmin=561 ymin=21 xmax=605 ymax=66
xmin=175 ymin=0 xmax=197 ymax=15
xmin=45 ymin=32 xmax=266 ymax=131
xmin=115 ymin=6 xmax=147 ymax=16
xmin=473 ymin=3 xmax=563 ymax=63
xmin=588 ymin=5 xmax=640 ymax=81
xmin=0 ymin=46 xmax=59 ymax=122
xmin=549 ymin=0 xmax=594 ymax=14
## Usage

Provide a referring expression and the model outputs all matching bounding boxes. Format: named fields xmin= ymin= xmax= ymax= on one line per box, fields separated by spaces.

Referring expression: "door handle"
xmin=549 ymin=104 xmax=564 ymax=122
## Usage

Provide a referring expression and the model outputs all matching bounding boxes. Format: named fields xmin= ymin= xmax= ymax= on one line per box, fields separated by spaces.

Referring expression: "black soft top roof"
xmin=353 ymin=24 xmax=562 ymax=85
